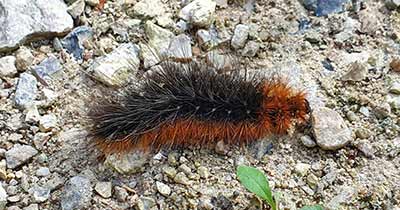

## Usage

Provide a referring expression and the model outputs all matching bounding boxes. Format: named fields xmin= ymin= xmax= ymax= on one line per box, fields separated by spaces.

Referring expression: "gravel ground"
xmin=0 ymin=0 xmax=400 ymax=209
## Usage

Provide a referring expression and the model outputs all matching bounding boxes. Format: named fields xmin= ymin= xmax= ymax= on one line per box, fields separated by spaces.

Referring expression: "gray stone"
xmin=46 ymin=174 xmax=64 ymax=191
xmin=105 ymin=152 xmax=148 ymax=175
xmin=67 ymin=0 xmax=85 ymax=19
xmin=301 ymin=0 xmax=350 ymax=17
xmin=389 ymin=81 xmax=400 ymax=94
xmin=61 ymin=176 xmax=92 ymax=210
xmin=206 ymin=51 xmax=232 ymax=71
xmin=197 ymin=29 xmax=212 ymax=46
xmin=36 ymin=167 xmax=50 ymax=177
xmin=197 ymin=166 xmax=210 ymax=179
xmin=326 ymin=186 xmax=356 ymax=210
xmin=359 ymin=107 xmax=370 ymax=117
xmin=94 ymin=182 xmax=112 ymax=198
xmin=386 ymin=0 xmax=400 ymax=9
xmin=7 ymin=195 xmax=20 ymax=202
xmin=32 ymin=186 xmax=50 ymax=202
xmin=0 ymin=0 xmax=73 ymax=52
xmin=25 ymin=104 xmax=40 ymax=123
xmin=132 ymin=0 xmax=165 ymax=18
xmin=7 ymin=206 xmax=21 ymax=210
xmin=156 ymin=15 xmax=174 ymax=28
xmin=356 ymin=140 xmax=375 ymax=158
xmin=301 ymin=135 xmax=317 ymax=148
xmin=241 ymin=41 xmax=260 ymax=57
xmin=179 ymin=0 xmax=216 ymax=27
xmin=156 ymin=181 xmax=171 ymax=196
xmin=341 ymin=62 xmax=367 ymax=82
xmin=231 ymin=24 xmax=249 ymax=49
xmin=137 ymin=196 xmax=156 ymax=210
xmin=145 ymin=21 xmax=174 ymax=56
xmin=5 ymin=144 xmax=38 ymax=169
xmin=294 ymin=163 xmax=311 ymax=177
xmin=15 ymin=47 xmax=34 ymax=71
xmin=14 ymin=73 xmax=38 ymax=108
xmin=53 ymin=38 xmax=63 ymax=52
xmin=173 ymin=172 xmax=190 ymax=185
xmin=114 ymin=186 xmax=128 ymax=202
xmin=91 ymin=43 xmax=140 ymax=86
xmin=175 ymin=20 xmax=189 ymax=33
xmin=215 ymin=0 xmax=228 ymax=8
xmin=359 ymin=9 xmax=380 ymax=36
xmin=139 ymin=44 xmax=162 ymax=70
xmin=61 ymin=26 xmax=94 ymax=60
xmin=33 ymin=132 xmax=51 ymax=150
xmin=162 ymin=166 xmax=177 ymax=178
xmin=32 ymin=56 xmax=62 ymax=86
xmin=39 ymin=114 xmax=58 ymax=132
xmin=0 ymin=184 xmax=7 ymax=209
xmin=23 ymin=204 xmax=39 ymax=210
xmin=168 ymin=34 xmax=192 ymax=59
xmin=312 ymin=107 xmax=353 ymax=150
xmin=386 ymin=94 xmax=400 ymax=110
xmin=249 ymin=139 xmax=273 ymax=159
xmin=0 ymin=56 xmax=17 ymax=77
xmin=334 ymin=17 xmax=360 ymax=43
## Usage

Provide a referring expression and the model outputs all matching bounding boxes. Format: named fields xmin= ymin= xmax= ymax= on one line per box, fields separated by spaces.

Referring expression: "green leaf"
xmin=299 ymin=205 xmax=324 ymax=210
xmin=236 ymin=166 xmax=275 ymax=207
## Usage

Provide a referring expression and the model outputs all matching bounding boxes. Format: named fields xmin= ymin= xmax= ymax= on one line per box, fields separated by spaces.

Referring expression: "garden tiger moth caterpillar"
xmin=87 ymin=55 xmax=310 ymax=155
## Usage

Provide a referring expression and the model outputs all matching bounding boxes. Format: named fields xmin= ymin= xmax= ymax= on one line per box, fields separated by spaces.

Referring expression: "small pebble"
xmin=15 ymin=47 xmax=34 ymax=71
xmin=231 ymin=24 xmax=249 ymax=49
xmin=156 ymin=181 xmax=171 ymax=196
xmin=174 ymin=172 xmax=190 ymax=185
xmin=389 ymin=81 xmax=400 ymax=94
xmin=301 ymin=135 xmax=317 ymax=148
xmin=32 ymin=186 xmax=50 ymax=202
xmin=0 ymin=56 xmax=17 ymax=77
xmin=94 ymin=182 xmax=112 ymax=198
xmin=197 ymin=166 xmax=210 ymax=179
xmin=312 ymin=107 xmax=353 ymax=150
xmin=162 ymin=166 xmax=177 ymax=178
xmin=5 ymin=144 xmax=38 ymax=169
xmin=39 ymin=114 xmax=58 ymax=132
xmin=294 ymin=163 xmax=311 ymax=177
xmin=36 ymin=167 xmax=50 ymax=177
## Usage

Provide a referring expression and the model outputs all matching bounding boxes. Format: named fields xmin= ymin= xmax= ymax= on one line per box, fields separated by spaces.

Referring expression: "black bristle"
xmin=89 ymin=61 xmax=264 ymax=141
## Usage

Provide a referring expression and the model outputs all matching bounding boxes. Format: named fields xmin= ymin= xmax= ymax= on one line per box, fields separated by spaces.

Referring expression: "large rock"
xmin=302 ymin=0 xmax=350 ymax=16
xmin=14 ymin=73 xmax=38 ymax=108
xmin=0 ymin=56 xmax=17 ymax=77
xmin=231 ymin=24 xmax=249 ymax=49
xmin=132 ymin=0 xmax=166 ymax=18
xmin=0 ymin=0 xmax=73 ymax=52
xmin=61 ymin=26 xmax=94 ymax=60
xmin=91 ymin=43 xmax=140 ymax=86
xmin=105 ymin=152 xmax=148 ymax=175
xmin=5 ymin=144 xmax=38 ymax=169
xmin=145 ymin=21 xmax=175 ymax=56
xmin=61 ymin=176 xmax=92 ymax=210
xmin=32 ymin=56 xmax=63 ymax=86
xmin=179 ymin=0 xmax=216 ymax=27
xmin=312 ymin=107 xmax=353 ymax=150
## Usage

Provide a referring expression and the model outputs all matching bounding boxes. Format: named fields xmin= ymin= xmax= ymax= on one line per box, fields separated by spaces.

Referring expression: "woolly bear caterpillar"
xmin=87 ymin=55 xmax=310 ymax=155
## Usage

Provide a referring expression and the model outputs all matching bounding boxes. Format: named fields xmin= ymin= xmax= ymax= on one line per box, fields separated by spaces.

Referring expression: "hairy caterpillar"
xmin=88 ymin=60 xmax=310 ymax=155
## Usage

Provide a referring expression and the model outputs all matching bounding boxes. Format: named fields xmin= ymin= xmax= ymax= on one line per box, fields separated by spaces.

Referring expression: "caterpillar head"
xmin=261 ymin=82 xmax=310 ymax=134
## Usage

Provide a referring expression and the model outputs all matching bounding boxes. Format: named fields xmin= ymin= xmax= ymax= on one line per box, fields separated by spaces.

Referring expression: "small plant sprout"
xmin=236 ymin=165 xmax=324 ymax=210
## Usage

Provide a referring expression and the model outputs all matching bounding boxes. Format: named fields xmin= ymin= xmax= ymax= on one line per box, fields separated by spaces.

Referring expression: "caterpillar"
xmin=88 ymin=60 xmax=310 ymax=155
